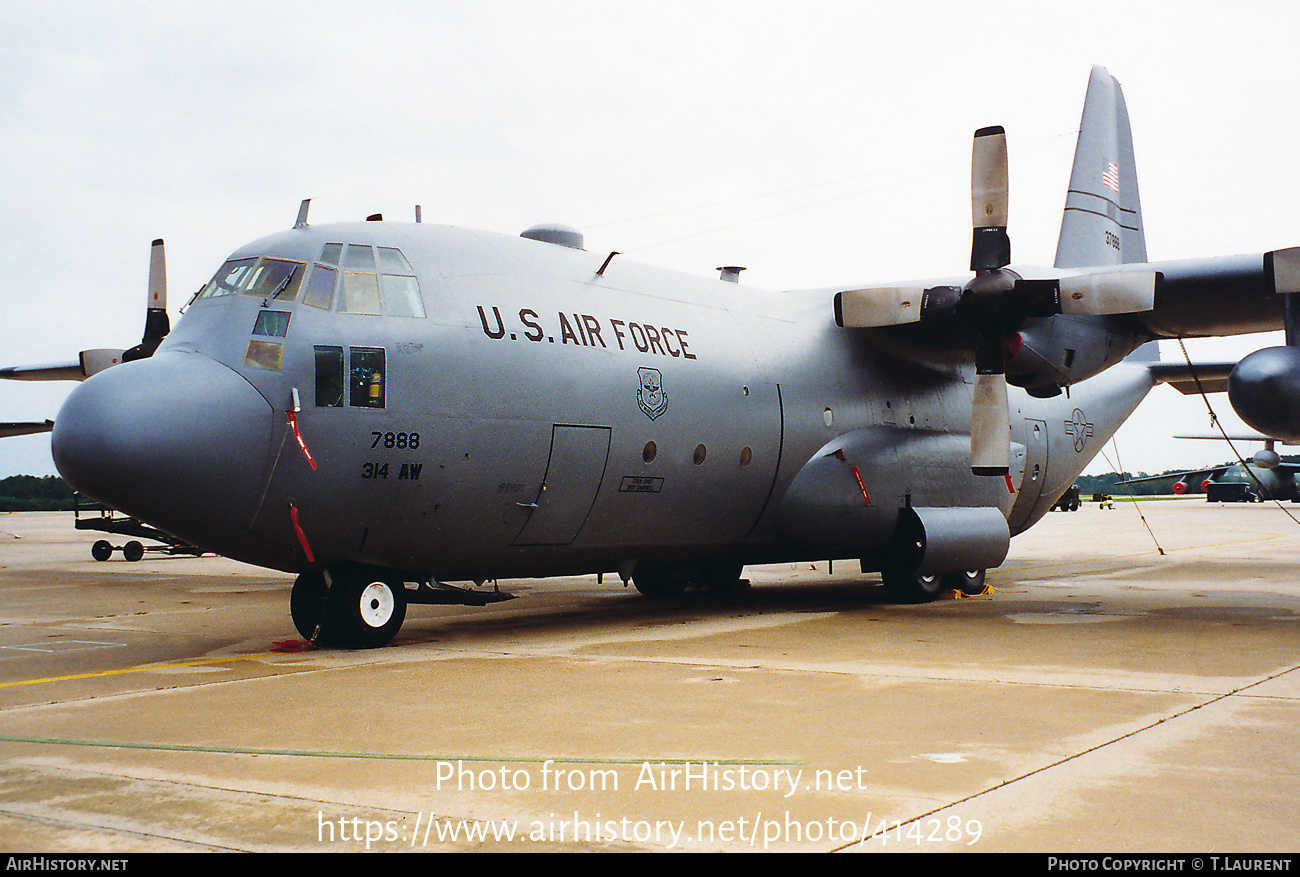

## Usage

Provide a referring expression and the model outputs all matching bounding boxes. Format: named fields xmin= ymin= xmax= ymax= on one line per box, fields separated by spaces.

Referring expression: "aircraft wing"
xmin=0 ymin=420 xmax=55 ymax=438
xmin=1120 ymin=466 xmax=1228 ymax=487
xmin=1127 ymin=251 xmax=1290 ymax=339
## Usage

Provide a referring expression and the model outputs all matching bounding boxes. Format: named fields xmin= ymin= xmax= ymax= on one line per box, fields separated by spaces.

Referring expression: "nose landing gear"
xmin=290 ymin=565 xmax=406 ymax=649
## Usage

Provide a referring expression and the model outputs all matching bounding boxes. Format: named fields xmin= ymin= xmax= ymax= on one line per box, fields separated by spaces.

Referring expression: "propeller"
xmin=834 ymin=127 xmax=1158 ymax=475
xmin=122 ymin=238 xmax=170 ymax=363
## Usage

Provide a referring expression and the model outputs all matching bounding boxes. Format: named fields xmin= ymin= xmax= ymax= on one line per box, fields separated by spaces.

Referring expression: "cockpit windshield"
xmin=195 ymin=244 xmax=424 ymax=317
xmin=198 ymin=256 xmax=304 ymax=302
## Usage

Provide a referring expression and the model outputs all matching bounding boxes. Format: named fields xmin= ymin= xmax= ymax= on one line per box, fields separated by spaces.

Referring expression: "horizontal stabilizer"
xmin=1147 ymin=361 xmax=1236 ymax=394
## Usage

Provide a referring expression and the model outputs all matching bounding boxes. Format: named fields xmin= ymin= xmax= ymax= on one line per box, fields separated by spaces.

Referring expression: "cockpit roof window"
xmin=320 ymin=243 xmax=343 ymax=265
xmin=344 ymin=243 xmax=375 ymax=271
xmin=377 ymin=247 xmax=413 ymax=274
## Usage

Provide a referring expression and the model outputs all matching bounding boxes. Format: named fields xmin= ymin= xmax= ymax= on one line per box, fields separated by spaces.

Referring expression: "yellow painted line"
xmin=0 ymin=652 xmax=281 ymax=689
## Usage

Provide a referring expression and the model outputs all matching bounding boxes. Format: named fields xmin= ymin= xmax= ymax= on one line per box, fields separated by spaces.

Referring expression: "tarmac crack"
xmin=834 ymin=660 xmax=1300 ymax=852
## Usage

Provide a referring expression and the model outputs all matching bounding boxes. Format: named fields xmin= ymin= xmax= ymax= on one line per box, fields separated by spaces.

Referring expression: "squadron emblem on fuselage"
xmin=637 ymin=367 xmax=668 ymax=420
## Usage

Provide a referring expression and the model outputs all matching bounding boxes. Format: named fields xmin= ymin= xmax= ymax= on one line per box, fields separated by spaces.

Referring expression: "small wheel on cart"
xmin=123 ymin=541 xmax=145 ymax=562
xmin=91 ymin=540 xmax=113 ymax=562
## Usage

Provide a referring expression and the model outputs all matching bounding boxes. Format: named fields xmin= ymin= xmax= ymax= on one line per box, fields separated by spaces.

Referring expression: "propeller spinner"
xmin=834 ymin=127 xmax=1158 ymax=475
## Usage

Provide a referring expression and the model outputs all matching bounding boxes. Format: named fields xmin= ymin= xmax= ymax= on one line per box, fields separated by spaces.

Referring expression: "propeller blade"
xmin=971 ymin=126 xmax=1010 ymax=272
xmin=143 ymin=237 xmax=169 ymax=343
xmin=123 ymin=239 xmax=170 ymax=363
xmin=1269 ymin=246 xmax=1300 ymax=294
xmin=970 ymin=372 xmax=1010 ymax=475
xmin=834 ymin=287 xmax=927 ymax=328
xmin=0 ymin=420 xmax=55 ymax=438
xmin=1058 ymin=270 xmax=1157 ymax=315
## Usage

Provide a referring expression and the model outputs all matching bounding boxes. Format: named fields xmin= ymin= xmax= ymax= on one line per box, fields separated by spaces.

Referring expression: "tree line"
xmin=0 ymin=475 xmax=76 ymax=511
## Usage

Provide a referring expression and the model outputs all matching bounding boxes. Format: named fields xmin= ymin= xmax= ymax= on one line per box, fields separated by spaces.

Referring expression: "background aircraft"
xmin=4 ymin=68 xmax=1296 ymax=649
xmin=1121 ymin=436 xmax=1300 ymax=502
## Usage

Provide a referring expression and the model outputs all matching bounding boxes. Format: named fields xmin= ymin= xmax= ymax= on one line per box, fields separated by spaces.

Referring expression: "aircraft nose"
xmin=52 ymin=352 xmax=275 ymax=551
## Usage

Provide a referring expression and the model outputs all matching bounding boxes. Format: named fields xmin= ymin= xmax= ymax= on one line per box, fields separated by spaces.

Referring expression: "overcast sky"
xmin=3 ymin=1 xmax=1299 ymax=479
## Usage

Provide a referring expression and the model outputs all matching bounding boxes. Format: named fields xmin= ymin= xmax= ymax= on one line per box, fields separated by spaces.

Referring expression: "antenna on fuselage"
xmin=415 ymin=205 xmax=422 ymax=223
xmin=596 ymin=251 xmax=620 ymax=276
xmin=294 ymin=199 xmax=311 ymax=229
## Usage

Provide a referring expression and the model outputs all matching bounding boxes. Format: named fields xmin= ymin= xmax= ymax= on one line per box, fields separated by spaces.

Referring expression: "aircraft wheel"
xmin=92 ymin=540 xmax=113 ymax=562
xmin=324 ymin=567 xmax=407 ymax=649
xmin=880 ymin=566 xmax=944 ymax=603
xmin=944 ymin=569 xmax=987 ymax=596
xmin=290 ymin=568 xmax=330 ymax=640
xmin=123 ymin=541 xmax=145 ymax=562
xmin=632 ymin=565 xmax=688 ymax=598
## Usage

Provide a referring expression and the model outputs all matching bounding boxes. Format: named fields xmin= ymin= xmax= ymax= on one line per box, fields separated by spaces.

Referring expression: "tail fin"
xmin=1054 ymin=66 xmax=1148 ymax=269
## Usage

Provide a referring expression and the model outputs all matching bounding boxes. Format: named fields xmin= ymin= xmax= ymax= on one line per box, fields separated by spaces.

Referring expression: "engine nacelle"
xmin=1228 ymin=346 xmax=1300 ymax=442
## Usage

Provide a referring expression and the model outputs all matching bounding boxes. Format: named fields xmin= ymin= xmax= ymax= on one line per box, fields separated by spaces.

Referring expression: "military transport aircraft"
xmin=3 ymin=66 xmax=1298 ymax=648
xmin=1121 ymin=437 xmax=1300 ymax=502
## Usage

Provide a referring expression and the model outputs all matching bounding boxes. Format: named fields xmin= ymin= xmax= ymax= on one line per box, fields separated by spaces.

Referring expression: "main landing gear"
xmin=880 ymin=567 xmax=987 ymax=603
xmin=631 ymin=562 xmax=745 ymax=597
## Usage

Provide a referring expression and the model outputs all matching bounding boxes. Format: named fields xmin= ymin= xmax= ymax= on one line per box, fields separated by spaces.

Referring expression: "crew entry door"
xmin=512 ymin=425 xmax=611 ymax=546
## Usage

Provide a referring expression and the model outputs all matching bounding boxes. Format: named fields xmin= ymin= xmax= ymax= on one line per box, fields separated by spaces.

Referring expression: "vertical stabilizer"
xmin=1055 ymin=66 xmax=1147 ymax=269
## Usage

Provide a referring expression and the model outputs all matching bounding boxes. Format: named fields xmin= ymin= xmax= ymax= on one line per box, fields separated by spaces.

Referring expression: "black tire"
xmin=290 ymin=568 xmax=330 ymax=640
xmin=632 ymin=565 xmax=688 ymax=598
xmin=944 ymin=569 xmax=987 ymax=596
xmin=123 ymin=541 xmax=145 ymax=562
xmin=92 ymin=540 xmax=113 ymax=562
xmin=323 ymin=567 xmax=407 ymax=649
xmin=880 ymin=566 xmax=944 ymax=603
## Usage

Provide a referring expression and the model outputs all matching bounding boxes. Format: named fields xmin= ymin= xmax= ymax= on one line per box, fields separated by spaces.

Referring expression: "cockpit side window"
xmin=339 ymin=271 xmax=383 ymax=315
xmin=314 ymin=346 xmax=344 ymax=407
xmin=377 ymin=247 xmax=426 ymax=318
xmin=302 ymin=264 xmax=337 ymax=310
xmin=349 ymin=347 xmax=385 ymax=408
